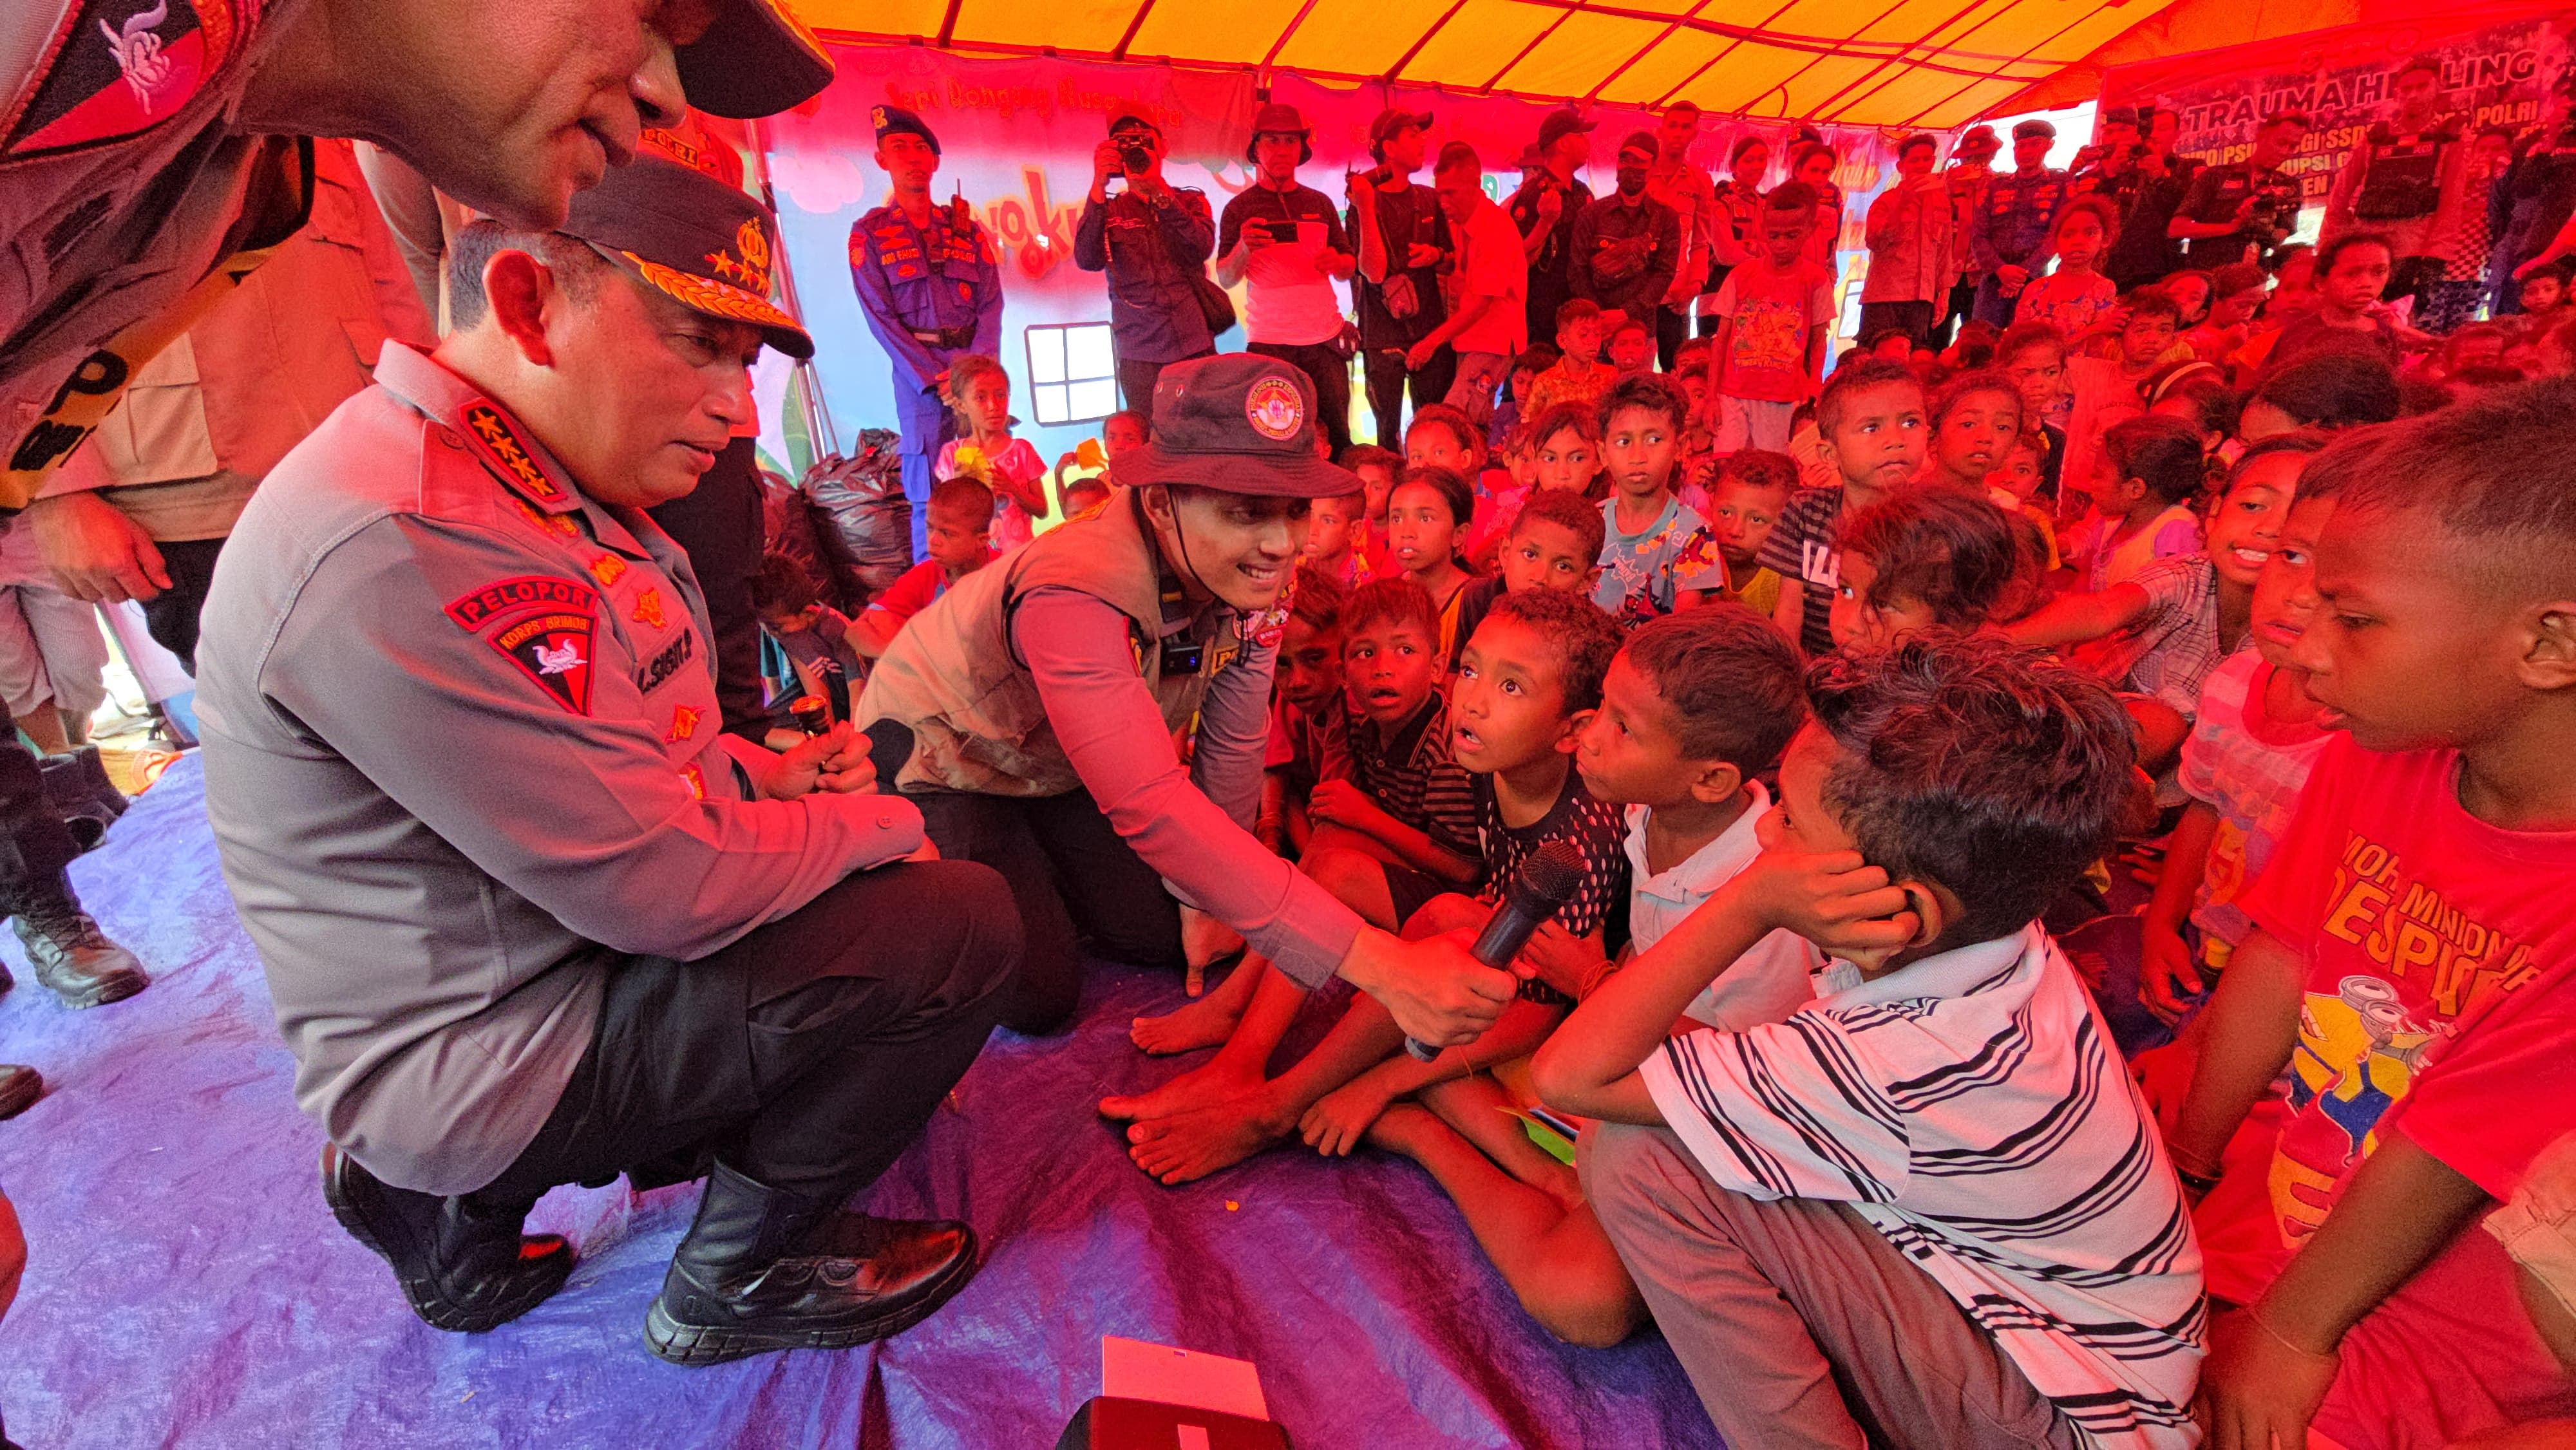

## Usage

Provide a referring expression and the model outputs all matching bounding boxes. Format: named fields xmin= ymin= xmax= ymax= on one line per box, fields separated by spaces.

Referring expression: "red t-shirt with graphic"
xmin=1712 ymin=258 xmax=1835 ymax=403
xmin=2200 ymin=736 xmax=2576 ymax=1445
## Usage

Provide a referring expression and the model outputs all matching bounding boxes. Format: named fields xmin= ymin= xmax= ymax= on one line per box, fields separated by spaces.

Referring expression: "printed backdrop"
xmin=2098 ymin=6 xmax=2576 ymax=209
xmin=756 ymin=42 xmax=1919 ymax=475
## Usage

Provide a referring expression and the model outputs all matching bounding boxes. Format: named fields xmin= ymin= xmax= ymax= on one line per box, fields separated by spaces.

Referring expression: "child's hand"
xmin=2139 ymin=921 xmax=2204 ymax=1024
xmin=2130 ymin=1041 xmax=2192 ymax=1135
xmin=1300 ymin=1078 xmax=1397 ymax=1156
xmin=1519 ymin=920 xmax=1605 ymax=997
xmin=1732 ymin=840 xmax=1918 ymax=968
xmin=2193 ymin=1307 xmax=2339 ymax=1450
xmin=1307 ymin=780 xmax=1380 ymax=832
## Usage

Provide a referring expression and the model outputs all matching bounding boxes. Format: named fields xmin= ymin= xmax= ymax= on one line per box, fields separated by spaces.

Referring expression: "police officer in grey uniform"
xmin=195 ymin=158 xmax=1020 ymax=1364
xmin=848 ymin=106 xmax=1004 ymax=559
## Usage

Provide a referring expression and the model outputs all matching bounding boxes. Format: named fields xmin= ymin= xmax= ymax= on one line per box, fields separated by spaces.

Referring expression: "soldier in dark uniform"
xmin=848 ymin=106 xmax=1004 ymax=560
xmin=1510 ymin=108 xmax=1599 ymax=350
xmin=2326 ymin=59 xmax=2468 ymax=313
xmin=198 ymin=158 xmax=1018 ymax=1364
xmin=2172 ymin=111 xmax=2310 ymax=268
xmin=1970 ymin=119 xmax=2068 ymax=326
xmin=0 ymin=1 xmax=835 ymax=1122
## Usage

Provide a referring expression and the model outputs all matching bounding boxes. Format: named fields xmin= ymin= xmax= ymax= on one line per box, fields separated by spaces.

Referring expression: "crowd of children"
xmin=739 ymin=209 xmax=2576 ymax=1445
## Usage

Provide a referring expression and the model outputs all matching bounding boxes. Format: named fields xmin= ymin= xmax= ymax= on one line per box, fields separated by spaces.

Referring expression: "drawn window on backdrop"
xmin=1026 ymin=323 xmax=1120 ymax=426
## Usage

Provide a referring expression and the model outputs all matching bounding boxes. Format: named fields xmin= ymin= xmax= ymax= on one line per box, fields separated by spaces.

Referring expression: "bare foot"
xmin=1130 ymin=988 xmax=1246 ymax=1056
xmin=1361 ymin=1099 xmax=1448 ymax=1160
xmin=1300 ymin=1077 xmax=1396 ymax=1157
xmin=1098 ymin=1057 xmax=1263 ymax=1122
xmin=1124 ymin=1095 xmax=1292 ymax=1184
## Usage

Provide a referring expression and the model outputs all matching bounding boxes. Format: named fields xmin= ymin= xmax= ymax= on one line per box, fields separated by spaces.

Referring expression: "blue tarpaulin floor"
xmin=0 ymin=757 xmax=1719 ymax=1448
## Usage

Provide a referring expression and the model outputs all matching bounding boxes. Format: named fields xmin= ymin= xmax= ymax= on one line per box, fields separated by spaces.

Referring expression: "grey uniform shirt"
xmin=195 ymin=343 xmax=923 ymax=1196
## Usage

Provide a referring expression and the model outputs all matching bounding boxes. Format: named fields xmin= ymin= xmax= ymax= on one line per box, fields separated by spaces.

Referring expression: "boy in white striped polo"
xmin=1535 ymin=633 xmax=2206 ymax=1449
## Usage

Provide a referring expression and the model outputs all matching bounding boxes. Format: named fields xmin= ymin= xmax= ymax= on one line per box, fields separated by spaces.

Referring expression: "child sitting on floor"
xmin=1592 ymin=373 xmax=1725 ymax=627
xmin=1987 ymin=431 xmax=2061 ymax=570
xmin=1604 ymin=315 xmax=1656 ymax=377
xmin=1363 ymin=606 xmax=1816 ymax=1348
xmin=752 ymin=552 xmax=867 ymax=729
xmin=1386 ymin=466 xmax=1481 ymax=668
xmin=1762 ymin=358 xmax=1929 ymax=657
xmin=1302 ymin=486 xmax=1371 ymax=587
xmin=1104 ymin=592 xmax=1629 ymax=1187
xmin=2007 ymin=434 xmax=2303 ymax=778
xmin=850 ymin=476 xmax=995 ymax=657
xmin=1526 ymin=402 xmax=1605 ymax=502
xmin=1705 ymin=449 xmax=1795 ymax=618
xmin=1257 ymin=565 xmax=1353 ymax=860
xmin=1826 ymin=485 xmax=2022 ymax=652
xmin=1489 ymin=346 xmax=1557 ymax=451
xmin=2168 ymin=380 xmax=2576 ymax=1450
xmin=1452 ymin=488 xmax=1610 ymax=652
xmin=2061 ymin=413 xmax=2204 ymax=593
xmin=935 ymin=353 xmax=1050 ymax=551
xmin=2058 ymin=287 xmax=2182 ymax=497
xmin=1919 ymin=367 xmax=2023 ymax=494
xmin=1526 ymin=301 xmax=1616 ymax=421
xmin=1057 ymin=472 xmax=1111 ymax=521
xmin=1534 ymin=632 xmax=2204 ymax=1450
xmin=1341 ymin=444 xmax=1403 ymax=577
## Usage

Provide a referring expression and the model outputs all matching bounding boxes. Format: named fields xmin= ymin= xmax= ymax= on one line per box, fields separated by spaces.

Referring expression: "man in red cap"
xmin=196 ymin=153 xmax=1014 ymax=1364
xmin=1218 ymin=103 xmax=1358 ymax=454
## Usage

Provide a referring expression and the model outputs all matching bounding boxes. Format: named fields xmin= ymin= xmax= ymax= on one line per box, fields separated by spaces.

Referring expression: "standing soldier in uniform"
xmin=2327 ymin=59 xmax=2468 ymax=315
xmin=1076 ymin=113 xmax=1218 ymax=420
xmin=197 ymin=158 xmax=1019 ymax=1364
xmin=0 ymin=0 xmax=836 ymax=1119
xmin=1970 ymin=119 xmax=2067 ymax=326
xmin=849 ymin=106 xmax=1005 ymax=559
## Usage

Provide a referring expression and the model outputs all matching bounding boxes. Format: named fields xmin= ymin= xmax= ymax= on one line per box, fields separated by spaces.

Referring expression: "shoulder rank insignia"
xmin=456 ymin=399 xmax=569 ymax=508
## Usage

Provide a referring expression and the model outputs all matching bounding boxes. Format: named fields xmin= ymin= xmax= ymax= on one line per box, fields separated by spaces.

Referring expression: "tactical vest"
xmin=2353 ymin=122 xmax=2456 ymax=221
xmin=859 ymin=486 xmax=1244 ymax=797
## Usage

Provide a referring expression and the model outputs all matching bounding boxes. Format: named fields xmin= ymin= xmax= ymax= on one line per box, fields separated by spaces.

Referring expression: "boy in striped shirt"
xmin=1535 ymin=633 xmax=2206 ymax=1449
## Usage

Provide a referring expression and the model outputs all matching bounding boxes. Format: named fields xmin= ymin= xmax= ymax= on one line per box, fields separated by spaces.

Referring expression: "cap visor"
xmin=1110 ymin=445 xmax=1359 ymax=499
xmin=607 ymin=249 xmax=815 ymax=359
xmin=677 ymin=0 xmax=835 ymax=119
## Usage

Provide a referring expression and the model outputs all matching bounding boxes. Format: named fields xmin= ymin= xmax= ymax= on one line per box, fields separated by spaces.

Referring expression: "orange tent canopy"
xmin=791 ymin=0 xmax=2190 ymax=129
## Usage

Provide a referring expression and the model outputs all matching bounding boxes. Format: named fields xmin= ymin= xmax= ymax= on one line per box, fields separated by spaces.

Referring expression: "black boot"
xmin=13 ymin=874 xmax=145 ymax=1009
xmin=642 ymin=1162 xmax=978 ymax=1365
xmin=0 ymin=1063 xmax=39 ymax=1119
xmin=319 ymin=1144 xmax=574 ymax=1332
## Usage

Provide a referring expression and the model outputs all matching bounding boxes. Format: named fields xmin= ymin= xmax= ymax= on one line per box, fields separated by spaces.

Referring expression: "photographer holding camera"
xmin=1348 ymin=108 xmax=1457 ymax=451
xmin=1075 ymin=114 xmax=1220 ymax=421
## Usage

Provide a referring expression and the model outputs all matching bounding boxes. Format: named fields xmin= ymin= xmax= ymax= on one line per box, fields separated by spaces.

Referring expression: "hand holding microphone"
xmin=1403 ymin=840 xmax=1587 ymax=1062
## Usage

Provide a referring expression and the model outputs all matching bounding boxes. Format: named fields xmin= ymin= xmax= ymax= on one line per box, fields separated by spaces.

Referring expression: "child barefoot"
xmin=1108 ymin=592 xmax=1626 ymax=1185
xmin=1368 ymin=606 xmax=1817 ymax=1348
xmin=936 ymin=354 xmax=1049 ymax=551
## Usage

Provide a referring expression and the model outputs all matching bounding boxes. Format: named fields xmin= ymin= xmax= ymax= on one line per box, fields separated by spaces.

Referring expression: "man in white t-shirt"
xmin=1408 ymin=142 xmax=1529 ymax=431
xmin=1217 ymin=104 xmax=1358 ymax=454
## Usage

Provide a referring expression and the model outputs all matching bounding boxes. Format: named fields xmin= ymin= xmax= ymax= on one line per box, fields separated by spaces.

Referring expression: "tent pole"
xmin=748 ymin=115 xmax=842 ymax=461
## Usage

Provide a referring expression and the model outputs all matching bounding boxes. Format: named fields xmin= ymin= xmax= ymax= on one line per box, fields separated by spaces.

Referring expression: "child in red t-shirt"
xmin=850 ymin=476 xmax=995 ymax=657
xmin=1706 ymin=182 xmax=1834 ymax=454
xmin=2168 ymin=388 xmax=2576 ymax=1449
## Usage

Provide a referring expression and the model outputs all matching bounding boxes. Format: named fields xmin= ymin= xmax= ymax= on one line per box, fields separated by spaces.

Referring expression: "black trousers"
xmin=1858 ymin=300 xmax=1935 ymax=347
xmin=649 ymin=438 xmax=769 ymax=740
xmin=1361 ymin=344 xmax=1456 ymax=451
xmin=469 ymin=859 xmax=1019 ymax=1208
xmin=140 ymin=536 xmax=227 ymax=673
xmin=1118 ymin=351 xmax=1215 ymax=435
xmin=1247 ymin=341 xmax=1353 ymax=457
xmin=0 ymin=698 xmax=75 ymax=921
xmin=1656 ymin=305 xmax=1692 ymax=370
xmin=910 ymin=790 xmax=1182 ymax=1037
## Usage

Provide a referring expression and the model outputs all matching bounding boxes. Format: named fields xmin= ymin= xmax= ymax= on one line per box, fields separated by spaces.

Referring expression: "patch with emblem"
xmin=1247 ymin=570 xmax=1294 ymax=650
xmin=634 ymin=629 xmax=695 ymax=695
xmin=1244 ymin=377 xmax=1304 ymax=441
xmin=486 ymin=608 xmax=596 ymax=715
xmin=587 ymin=556 xmax=628 ymax=588
xmin=457 ymin=400 xmax=567 ymax=506
xmin=631 ymin=588 xmax=667 ymax=630
xmin=6 ymin=1 xmax=248 ymax=159
xmin=666 ymin=704 xmax=701 ymax=743
xmin=507 ymin=496 xmax=582 ymax=539
xmin=444 ymin=576 xmax=598 ymax=632
xmin=679 ymin=762 xmax=707 ymax=800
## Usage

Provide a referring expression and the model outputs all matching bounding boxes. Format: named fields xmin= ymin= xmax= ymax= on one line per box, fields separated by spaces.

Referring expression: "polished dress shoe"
xmin=0 ymin=1063 xmax=39 ymax=1120
xmin=643 ymin=1161 xmax=978 ymax=1365
xmin=320 ymin=1144 xmax=574 ymax=1332
xmin=14 ymin=885 xmax=146 ymax=1009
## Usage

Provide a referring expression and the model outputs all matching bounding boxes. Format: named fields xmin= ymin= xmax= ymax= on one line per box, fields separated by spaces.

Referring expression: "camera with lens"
xmin=1119 ymin=142 xmax=1151 ymax=173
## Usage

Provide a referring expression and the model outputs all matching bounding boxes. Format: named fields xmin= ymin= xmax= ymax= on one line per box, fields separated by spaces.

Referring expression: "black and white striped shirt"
xmin=1643 ymin=925 xmax=2207 ymax=1449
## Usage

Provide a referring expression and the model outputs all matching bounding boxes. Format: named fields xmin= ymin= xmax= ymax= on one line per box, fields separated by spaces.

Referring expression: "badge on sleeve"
xmin=446 ymin=577 xmax=599 ymax=715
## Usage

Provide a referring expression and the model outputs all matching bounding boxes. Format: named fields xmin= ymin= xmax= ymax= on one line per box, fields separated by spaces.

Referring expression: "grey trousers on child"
xmin=1582 ymin=1122 xmax=2080 ymax=1450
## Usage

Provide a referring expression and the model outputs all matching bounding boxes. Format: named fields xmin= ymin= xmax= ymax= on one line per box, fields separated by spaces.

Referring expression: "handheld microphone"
xmin=1405 ymin=838 xmax=1587 ymax=1062
xmin=862 ymin=717 xmax=916 ymax=794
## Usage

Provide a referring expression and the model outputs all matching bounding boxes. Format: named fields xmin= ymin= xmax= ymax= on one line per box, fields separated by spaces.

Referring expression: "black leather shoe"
xmin=13 ymin=887 xmax=146 ymax=1010
xmin=320 ymin=1144 xmax=574 ymax=1332
xmin=0 ymin=1064 xmax=39 ymax=1120
xmin=643 ymin=1162 xmax=978 ymax=1365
